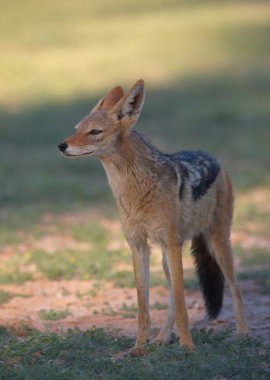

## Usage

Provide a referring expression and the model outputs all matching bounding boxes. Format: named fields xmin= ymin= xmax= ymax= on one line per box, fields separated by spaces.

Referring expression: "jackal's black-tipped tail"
xmin=191 ymin=234 xmax=224 ymax=319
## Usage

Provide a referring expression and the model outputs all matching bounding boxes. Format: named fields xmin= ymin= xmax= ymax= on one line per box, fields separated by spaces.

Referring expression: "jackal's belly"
xmin=118 ymin=172 xmax=219 ymax=245
xmin=122 ymin=205 xmax=213 ymax=246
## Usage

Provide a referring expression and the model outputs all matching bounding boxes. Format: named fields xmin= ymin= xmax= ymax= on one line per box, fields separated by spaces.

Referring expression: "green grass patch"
xmin=100 ymin=308 xmax=120 ymax=317
xmin=38 ymin=309 xmax=71 ymax=321
xmin=0 ymin=0 xmax=269 ymax=221
xmin=109 ymin=269 xmax=197 ymax=289
xmin=99 ymin=303 xmax=137 ymax=319
xmin=120 ymin=303 xmax=138 ymax=319
xmin=9 ymin=222 xmax=134 ymax=284
xmin=235 ymin=246 xmax=270 ymax=266
xmin=0 ymin=290 xmax=13 ymax=305
xmin=238 ymin=269 xmax=270 ymax=294
xmin=0 ymin=0 xmax=269 ymax=259
xmin=150 ymin=273 xmax=167 ymax=288
xmin=29 ymin=248 xmax=129 ymax=282
xmin=20 ymin=247 xmax=195 ymax=289
xmin=110 ymin=270 xmax=135 ymax=288
xmin=71 ymin=223 xmax=108 ymax=244
xmin=152 ymin=302 xmax=168 ymax=311
xmin=0 ymin=290 xmax=30 ymax=305
xmin=184 ymin=269 xmax=199 ymax=290
xmin=0 ymin=2 xmax=269 ymax=375
xmin=0 ymin=269 xmax=33 ymax=285
xmin=0 ymin=251 xmax=36 ymax=285
xmin=0 ymin=327 xmax=269 ymax=379
xmin=234 ymin=198 xmax=270 ymax=234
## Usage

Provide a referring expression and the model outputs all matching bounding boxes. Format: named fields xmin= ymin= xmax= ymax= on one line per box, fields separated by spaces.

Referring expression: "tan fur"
xmin=60 ymin=80 xmax=248 ymax=355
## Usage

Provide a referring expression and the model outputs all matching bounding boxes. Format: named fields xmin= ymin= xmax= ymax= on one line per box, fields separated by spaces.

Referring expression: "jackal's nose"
xmin=58 ymin=142 xmax=68 ymax=152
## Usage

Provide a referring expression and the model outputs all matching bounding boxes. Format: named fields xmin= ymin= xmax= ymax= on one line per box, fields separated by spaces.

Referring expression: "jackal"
xmin=58 ymin=80 xmax=248 ymax=355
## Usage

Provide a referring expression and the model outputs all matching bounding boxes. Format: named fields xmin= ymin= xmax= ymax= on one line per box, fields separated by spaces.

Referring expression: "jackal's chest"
xmin=117 ymin=192 xmax=177 ymax=246
xmin=120 ymin=210 xmax=167 ymax=246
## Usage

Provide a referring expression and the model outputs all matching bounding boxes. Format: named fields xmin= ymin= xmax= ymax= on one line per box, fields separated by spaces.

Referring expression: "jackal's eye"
xmin=88 ymin=129 xmax=103 ymax=135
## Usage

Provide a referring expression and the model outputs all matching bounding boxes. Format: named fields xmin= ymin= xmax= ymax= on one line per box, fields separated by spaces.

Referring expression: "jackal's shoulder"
xmin=166 ymin=150 xmax=221 ymax=201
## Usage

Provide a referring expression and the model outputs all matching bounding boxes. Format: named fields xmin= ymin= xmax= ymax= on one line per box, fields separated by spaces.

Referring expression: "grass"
xmin=0 ymin=269 xmax=33 ymax=285
xmin=100 ymin=303 xmax=138 ymax=318
xmin=0 ymin=0 xmax=270 ymax=378
xmin=236 ymin=247 xmax=270 ymax=267
xmin=152 ymin=302 xmax=168 ymax=311
xmin=238 ymin=269 xmax=270 ymax=295
xmin=0 ymin=248 xmax=198 ymax=289
xmin=0 ymin=327 xmax=269 ymax=379
xmin=0 ymin=0 xmax=270 ymax=225
xmin=1 ymin=1 xmax=269 ymax=106
xmin=24 ymin=246 xmax=130 ymax=283
xmin=0 ymin=291 xmax=30 ymax=305
xmin=0 ymin=290 xmax=13 ymax=305
xmin=235 ymin=246 xmax=270 ymax=293
xmin=38 ymin=309 xmax=71 ymax=321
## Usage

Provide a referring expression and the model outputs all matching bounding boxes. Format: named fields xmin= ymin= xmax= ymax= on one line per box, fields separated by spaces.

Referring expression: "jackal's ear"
xmin=90 ymin=86 xmax=124 ymax=113
xmin=110 ymin=79 xmax=145 ymax=128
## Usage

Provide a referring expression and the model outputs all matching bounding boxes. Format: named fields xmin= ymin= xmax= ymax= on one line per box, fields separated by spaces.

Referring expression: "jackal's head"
xmin=58 ymin=80 xmax=145 ymax=157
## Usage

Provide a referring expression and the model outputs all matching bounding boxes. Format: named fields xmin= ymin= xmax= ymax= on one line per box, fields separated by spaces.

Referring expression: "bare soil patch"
xmin=0 ymin=273 xmax=269 ymax=343
xmin=0 ymin=201 xmax=269 ymax=342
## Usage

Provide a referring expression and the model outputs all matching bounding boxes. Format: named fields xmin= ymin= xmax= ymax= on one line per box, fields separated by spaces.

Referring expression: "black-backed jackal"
xmin=59 ymin=80 xmax=248 ymax=356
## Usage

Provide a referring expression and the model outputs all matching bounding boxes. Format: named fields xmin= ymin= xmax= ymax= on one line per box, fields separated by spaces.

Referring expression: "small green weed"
xmin=120 ymin=303 xmax=137 ymax=318
xmin=0 ymin=269 xmax=33 ymax=285
xmin=110 ymin=270 xmax=135 ymax=288
xmin=0 ymin=290 xmax=30 ymax=305
xmin=150 ymin=273 xmax=167 ymax=288
xmin=87 ymin=289 xmax=98 ymax=297
xmin=38 ymin=309 xmax=71 ymax=321
xmin=100 ymin=303 xmax=138 ymax=318
xmin=100 ymin=302 xmax=170 ymax=318
xmin=152 ymin=302 xmax=168 ymax=311
xmin=0 ymin=290 xmax=12 ymax=305
xmin=100 ymin=308 xmax=119 ymax=317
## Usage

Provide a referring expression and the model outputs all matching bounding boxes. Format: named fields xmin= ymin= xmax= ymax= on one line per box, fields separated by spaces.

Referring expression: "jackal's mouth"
xmin=64 ymin=151 xmax=94 ymax=157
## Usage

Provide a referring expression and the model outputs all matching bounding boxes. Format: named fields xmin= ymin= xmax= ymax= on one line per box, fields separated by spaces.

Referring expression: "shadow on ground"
xmin=0 ymin=69 xmax=269 ymax=212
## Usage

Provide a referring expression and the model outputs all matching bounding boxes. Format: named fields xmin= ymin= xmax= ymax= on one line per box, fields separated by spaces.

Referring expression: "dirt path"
xmin=1 ymin=199 xmax=269 ymax=342
xmin=0 ymin=276 xmax=269 ymax=342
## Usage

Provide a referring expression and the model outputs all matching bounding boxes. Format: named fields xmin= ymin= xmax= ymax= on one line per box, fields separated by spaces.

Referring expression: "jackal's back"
xmin=167 ymin=150 xmax=221 ymax=202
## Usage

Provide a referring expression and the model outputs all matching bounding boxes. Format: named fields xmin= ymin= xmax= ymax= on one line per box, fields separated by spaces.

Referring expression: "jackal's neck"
xmin=100 ymin=130 xmax=164 ymax=199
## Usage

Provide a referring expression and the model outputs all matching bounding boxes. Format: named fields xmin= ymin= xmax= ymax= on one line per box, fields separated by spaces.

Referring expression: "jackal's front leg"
xmin=129 ymin=240 xmax=151 ymax=356
xmin=166 ymin=237 xmax=194 ymax=350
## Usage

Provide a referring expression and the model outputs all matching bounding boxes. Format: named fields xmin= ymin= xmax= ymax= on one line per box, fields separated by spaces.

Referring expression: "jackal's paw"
xmin=128 ymin=346 xmax=147 ymax=357
xmin=111 ymin=346 xmax=146 ymax=361
xmin=181 ymin=341 xmax=195 ymax=352
xmin=236 ymin=325 xmax=249 ymax=336
xmin=111 ymin=349 xmax=130 ymax=362
xmin=151 ymin=334 xmax=171 ymax=346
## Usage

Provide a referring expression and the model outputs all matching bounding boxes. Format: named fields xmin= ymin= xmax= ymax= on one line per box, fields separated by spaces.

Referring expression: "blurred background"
xmin=0 ymin=0 xmax=269 ymax=330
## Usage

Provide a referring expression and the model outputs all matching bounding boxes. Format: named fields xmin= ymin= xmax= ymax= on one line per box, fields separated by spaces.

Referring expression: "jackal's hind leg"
xmin=128 ymin=239 xmax=151 ymax=356
xmin=152 ymin=249 xmax=175 ymax=345
xmin=210 ymin=234 xmax=248 ymax=334
xmin=166 ymin=237 xmax=194 ymax=350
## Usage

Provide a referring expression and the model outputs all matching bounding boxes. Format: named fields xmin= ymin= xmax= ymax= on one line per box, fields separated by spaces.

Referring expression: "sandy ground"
xmin=0 ymin=200 xmax=269 ymax=343
xmin=0 ymin=274 xmax=269 ymax=342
